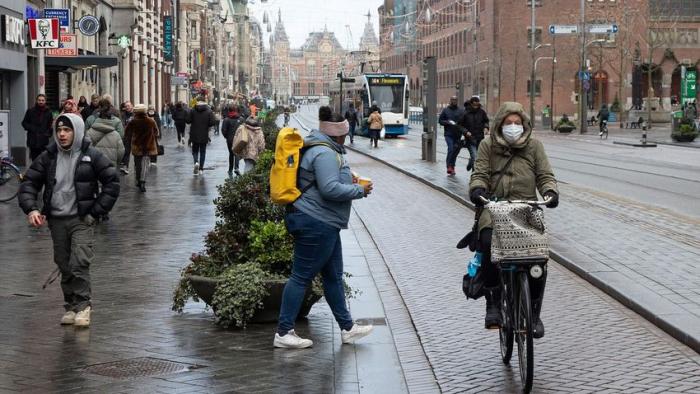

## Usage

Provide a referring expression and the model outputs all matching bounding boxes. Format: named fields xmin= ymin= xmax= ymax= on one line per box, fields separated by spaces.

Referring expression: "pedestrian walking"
xmin=344 ymin=103 xmax=359 ymax=144
xmin=86 ymin=99 xmax=125 ymax=168
xmin=22 ymin=94 xmax=54 ymax=161
xmin=186 ymin=99 xmax=216 ymax=175
xmin=60 ymin=98 xmax=81 ymax=115
xmin=119 ymin=101 xmax=135 ymax=174
xmin=81 ymin=94 xmax=100 ymax=121
xmin=221 ymin=105 xmax=243 ymax=176
xmin=77 ymin=96 xmax=88 ymax=114
xmin=274 ymin=106 xmax=374 ymax=349
xmin=367 ymin=105 xmax=383 ymax=148
xmin=439 ymin=96 xmax=466 ymax=176
xmin=459 ymin=96 xmax=490 ymax=172
xmin=18 ymin=113 xmax=120 ymax=328
xmin=238 ymin=117 xmax=265 ymax=174
xmin=147 ymin=105 xmax=162 ymax=165
xmin=172 ymin=101 xmax=189 ymax=148
xmin=469 ymin=101 xmax=558 ymax=337
xmin=125 ymin=104 xmax=158 ymax=192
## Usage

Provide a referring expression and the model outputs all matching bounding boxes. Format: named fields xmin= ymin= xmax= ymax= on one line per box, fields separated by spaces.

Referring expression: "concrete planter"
xmin=671 ymin=133 xmax=698 ymax=143
xmin=188 ymin=275 xmax=321 ymax=323
xmin=557 ymin=125 xmax=575 ymax=133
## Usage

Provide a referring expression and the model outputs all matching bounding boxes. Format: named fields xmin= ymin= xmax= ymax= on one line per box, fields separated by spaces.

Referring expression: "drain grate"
xmin=82 ymin=357 xmax=199 ymax=379
xmin=355 ymin=317 xmax=387 ymax=326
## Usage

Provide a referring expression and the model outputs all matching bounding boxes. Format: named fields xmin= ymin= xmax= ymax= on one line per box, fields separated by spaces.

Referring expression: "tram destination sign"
xmin=369 ymin=77 xmax=404 ymax=85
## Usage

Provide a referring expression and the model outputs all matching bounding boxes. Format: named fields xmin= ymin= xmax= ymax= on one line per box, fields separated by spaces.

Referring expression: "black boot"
xmin=484 ymin=287 xmax=502 ymax=329
xmin=139 ymin=181 xmax=146 ymax=193
xmin=532 ymin=296 xmax=544 ymax=338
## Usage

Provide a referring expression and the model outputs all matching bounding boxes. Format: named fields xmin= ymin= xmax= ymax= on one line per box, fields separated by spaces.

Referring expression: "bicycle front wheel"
xmin=0 ymin=163 xmax=21 ymax=202
xmin=516 ymin=272 xmax=534 ymax=393
xmin=499 ymin=273 xmax=514 ymax=364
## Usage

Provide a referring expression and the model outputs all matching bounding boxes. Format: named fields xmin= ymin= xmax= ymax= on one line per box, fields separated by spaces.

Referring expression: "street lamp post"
xmin=579 ymin=0 xmax=587 ymax=133
xmin=530 ymin=44 xmax=551 ymax=124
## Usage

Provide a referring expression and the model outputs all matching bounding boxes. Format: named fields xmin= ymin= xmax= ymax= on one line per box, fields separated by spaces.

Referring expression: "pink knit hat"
xmin=319 ymin=120 xmax=349 ymax=137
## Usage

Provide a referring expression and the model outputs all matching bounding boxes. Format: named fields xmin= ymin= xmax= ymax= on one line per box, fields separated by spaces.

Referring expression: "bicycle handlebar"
xmin=479 ymin=196 xmax=551 ymax=206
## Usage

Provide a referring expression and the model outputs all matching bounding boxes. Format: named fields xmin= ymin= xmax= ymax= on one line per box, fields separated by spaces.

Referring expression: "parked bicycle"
xmin=599 ymin=119 xmax=608 ymax=139
xmin=481 ymin=196 xmax=550 ymax=393
xmin=0 ymin=154 xmax=23 ymax=202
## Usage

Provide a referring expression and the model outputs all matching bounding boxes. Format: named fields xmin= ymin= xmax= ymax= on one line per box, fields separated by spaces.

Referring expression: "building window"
xmin=191 ymin=20 xmax=198 ymax=40
xmin=526 ymin=28 xmax=542 ymax=47
xmin=650 ymin=0 xmax=700 ymax=18
xmin=323 ymin=83 xmax=330 ymax=96
xmin=527 ymin=80 xmax=542 ymax=96
xmin=308 ymin=64 xmax=315 ymax=77
xmin=308 ymin=82 xmax=315 ymax=96
xmin=293 ymin=82 xmax=301 ymax=96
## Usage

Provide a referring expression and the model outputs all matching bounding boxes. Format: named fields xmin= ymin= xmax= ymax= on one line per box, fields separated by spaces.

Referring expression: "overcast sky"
xmin=248 ymin=0 xmax=382 ymax=50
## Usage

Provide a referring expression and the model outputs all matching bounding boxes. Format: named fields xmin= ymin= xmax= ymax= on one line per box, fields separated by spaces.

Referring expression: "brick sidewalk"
xmin=0 ymin=127 xmax=429 ymax=393
xmin=293 ymin=109 xmax=700 ymax=354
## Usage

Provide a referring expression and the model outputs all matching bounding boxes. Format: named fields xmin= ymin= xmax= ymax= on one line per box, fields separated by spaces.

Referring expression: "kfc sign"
xmin=2 ymin=15 xmax=25 ymax=46
xmin=28 ymin=18 xmax=60 ymax=49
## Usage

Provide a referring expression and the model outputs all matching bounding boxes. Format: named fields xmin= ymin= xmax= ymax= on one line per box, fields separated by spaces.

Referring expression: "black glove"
xmin=470 ymin=188 xmax=488 ymax=206
xmin=544 ymin=191 xmax=559 ymax=208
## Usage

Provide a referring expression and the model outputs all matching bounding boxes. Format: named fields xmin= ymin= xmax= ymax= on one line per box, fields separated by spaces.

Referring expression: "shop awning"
xmin=45 ymin=55 xmax=119 ymax=69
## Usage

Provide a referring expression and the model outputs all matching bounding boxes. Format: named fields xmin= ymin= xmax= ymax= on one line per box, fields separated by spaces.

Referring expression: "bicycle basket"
xmin=486 ymin=202 xmax=549 ymax=262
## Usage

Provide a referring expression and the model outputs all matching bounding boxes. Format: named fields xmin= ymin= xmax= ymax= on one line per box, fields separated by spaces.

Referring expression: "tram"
xmin=329 ymin=73 xmax=410 ymax=137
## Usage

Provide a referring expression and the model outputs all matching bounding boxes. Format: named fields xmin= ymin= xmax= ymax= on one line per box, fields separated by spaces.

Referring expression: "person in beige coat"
xmin=238 ymin=117 xmax=266 ymax=174
xmin=367 ymin=104 xmax=383 ymax=148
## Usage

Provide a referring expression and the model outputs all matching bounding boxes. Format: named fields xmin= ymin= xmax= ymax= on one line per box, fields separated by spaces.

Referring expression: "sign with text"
xmin=549 ymin=25 xmax=578 ymax=35
xmin=3 ymin=15 xmax=25 ymax=46
xmin=682 ymin=69 xmax=697 ymax=101
xmin=28 ymin=18 xmax=60 ymax=49
xmin=368 ymin=77 xmax=404 ymax=85
xmin=47 ymin=34 xmax=77 ymax=56
xmin=43 ymin=8 xmax=70 ymax=31
xmin=171 ymin=76 xmax=188 ymax=85
xmin=163 ymin=16 xmax=173 ymax=61
xmin=588 ymin=24 xmax=618 ymax=34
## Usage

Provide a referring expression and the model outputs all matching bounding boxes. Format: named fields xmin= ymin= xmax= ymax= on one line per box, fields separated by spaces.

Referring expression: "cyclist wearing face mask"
xmin=468 ymin=102 xmax=559 ymax=338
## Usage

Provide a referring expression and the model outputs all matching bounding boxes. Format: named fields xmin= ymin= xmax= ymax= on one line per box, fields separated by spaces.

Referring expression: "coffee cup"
xmin=358 ymin=177 xmax=372 ymax=187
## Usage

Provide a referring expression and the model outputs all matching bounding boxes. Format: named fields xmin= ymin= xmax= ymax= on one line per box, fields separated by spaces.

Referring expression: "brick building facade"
xmin=380 ymin=0 xmax=700 ymax=121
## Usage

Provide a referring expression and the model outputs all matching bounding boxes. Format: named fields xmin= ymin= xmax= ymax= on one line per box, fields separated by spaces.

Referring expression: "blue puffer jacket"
xmin=292 ymin=131 xmax=365 ymax=229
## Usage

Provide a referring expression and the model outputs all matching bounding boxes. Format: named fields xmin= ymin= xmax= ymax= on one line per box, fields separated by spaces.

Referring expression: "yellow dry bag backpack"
xmin=269 ymin=127 xmax=335 ymax=204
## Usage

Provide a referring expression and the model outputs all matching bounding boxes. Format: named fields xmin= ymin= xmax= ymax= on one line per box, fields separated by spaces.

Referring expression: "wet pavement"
xmin=0 ymin=127 xmax=427 ymax=393
xmin=293 ymin=107 xmax=700 ymax=355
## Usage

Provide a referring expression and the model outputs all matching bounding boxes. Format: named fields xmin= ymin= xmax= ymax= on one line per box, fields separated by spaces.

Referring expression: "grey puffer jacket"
xmin=87 ymin=116 xmax=126 ymax=167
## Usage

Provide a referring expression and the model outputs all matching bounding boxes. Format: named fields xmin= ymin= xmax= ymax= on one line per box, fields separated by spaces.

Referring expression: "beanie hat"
xmin=55 ymin=115 xmax=74 ymax=131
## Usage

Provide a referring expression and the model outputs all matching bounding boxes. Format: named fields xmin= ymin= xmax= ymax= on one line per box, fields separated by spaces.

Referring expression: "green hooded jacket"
xmin=469 ymin=102 xmax=558 ymax=232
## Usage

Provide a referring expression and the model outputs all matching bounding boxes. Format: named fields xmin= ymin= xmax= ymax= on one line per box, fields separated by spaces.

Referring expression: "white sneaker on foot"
xmin=193 ymin=162 xmax=200 ymax=175
xmin=273 ymin=330 xmax=313 ymax=348
xmin=341 ymin=323 xmax=374 ymax=344
xmin=74 ymin=307 xmax=91 ymax=327
xmin=60 ymin=311 xmax=76 ymax=325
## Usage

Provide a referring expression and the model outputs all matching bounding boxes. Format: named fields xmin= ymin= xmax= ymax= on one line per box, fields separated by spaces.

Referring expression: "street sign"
xmin=47 ymin=34 xmax=77 ymax=56
xmin=163 ymin=16 xmax=173 ymax=61
xmin=587 ymin=24 xmax=618 ymax=34
xmin=682 ymin=69 xmax=697 ymax=102
xmin=27 ymin=18 xmax=60 ymax=49
xmin=78 ymin=15 xmax=100 ymax=36
xmin=176 ymin=72 xmax=189 ymax=77
xmin=43 ymin=8 xmax=70 ymax=31
xmin=171 ymin=76 xmax=188 ymax=85
xmin=578 ymin=71 xmax=591 ymax=81
xmin=549 ymin=25 xmax=578 ymax=35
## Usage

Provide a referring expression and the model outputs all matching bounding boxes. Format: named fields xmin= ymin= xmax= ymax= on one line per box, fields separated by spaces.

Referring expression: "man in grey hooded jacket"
xmin=19 ymin=113 xmax=120 ymax=328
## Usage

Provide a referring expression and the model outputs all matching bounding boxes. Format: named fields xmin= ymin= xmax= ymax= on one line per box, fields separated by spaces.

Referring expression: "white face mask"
xmin=502 ymin=124 xmax=524 ymax=143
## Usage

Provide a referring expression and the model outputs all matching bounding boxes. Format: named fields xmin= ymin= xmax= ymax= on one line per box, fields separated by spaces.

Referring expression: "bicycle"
xmin=0 ymin=154 xmax=23 ymax=202
xmin=481 ymin=197 xmax=550 ymax=393
xmin=599 ymin=120 xmax=608 ymax=140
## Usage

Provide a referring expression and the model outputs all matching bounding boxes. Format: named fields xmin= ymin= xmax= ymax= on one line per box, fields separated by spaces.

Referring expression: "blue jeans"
xmin=349 ymin=124 xmax=356 ymax=142
xmin=465 ymin=141 xmax=477 ymax=170
xmin=277 ymin=211 xmax=353 ymax=334
xmin=191 ymin=143 xmax=206 ymax=168
xmin=445 ymin=134 xmax=462 ymax=168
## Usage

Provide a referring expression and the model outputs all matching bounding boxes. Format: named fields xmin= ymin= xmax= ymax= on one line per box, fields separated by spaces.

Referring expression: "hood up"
xmin=54 ymin=113 xmax=86 ymax=153
xmin=490 ymin=102 xmax=532 ymax=149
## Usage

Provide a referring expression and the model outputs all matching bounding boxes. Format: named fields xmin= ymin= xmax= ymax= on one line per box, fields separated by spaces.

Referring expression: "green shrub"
xmin=247 ymin=220 xmax=294 ymax=274
xmin=212 ymin=263 xmax=270 ymax=328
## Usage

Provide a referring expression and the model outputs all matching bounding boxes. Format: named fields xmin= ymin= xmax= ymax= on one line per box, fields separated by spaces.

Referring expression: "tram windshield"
xmin=368 ymin=76 xmax=405 ymax=113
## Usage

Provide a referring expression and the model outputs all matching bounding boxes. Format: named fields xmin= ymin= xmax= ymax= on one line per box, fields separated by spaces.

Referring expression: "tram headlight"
xmin=530 ymin=265 xmax=543 ymax=279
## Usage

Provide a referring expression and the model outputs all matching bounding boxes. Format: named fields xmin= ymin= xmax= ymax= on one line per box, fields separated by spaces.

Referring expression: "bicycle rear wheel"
xmin=0 ymin=163 xmax=21 ymax=202
xmin=499 ymin=273 xmax=514 ymax=364
xmin=516 ymin=272 xmax=534 ymax=393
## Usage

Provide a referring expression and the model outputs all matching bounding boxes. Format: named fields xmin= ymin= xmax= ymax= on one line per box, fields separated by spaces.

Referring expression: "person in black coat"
xmin=222 ymin=105 xmax=244 ymax=175
xmin=171 ymin=101 xmax=189 ymax=147
xmin=438 ymin=96 xmax=466 ymax=176
xmin=186 ymin=101 xmax=216 ymax=175
xmin=22 ymin=94 xmax=54 ymax=161
xmin=18 ymin=113 xmax=119 ymax=327
xmin=460 ymin=96 xmax=490 ymax=172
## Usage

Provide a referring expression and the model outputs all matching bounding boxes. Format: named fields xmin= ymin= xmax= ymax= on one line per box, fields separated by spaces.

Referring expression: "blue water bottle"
xmin=467 ymin=252 xmax=483 ymax=277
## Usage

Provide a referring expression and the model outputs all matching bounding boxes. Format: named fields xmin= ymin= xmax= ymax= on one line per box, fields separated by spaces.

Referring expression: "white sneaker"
xmin=150 ymin=162 xmax=157 ymax=167
xmin=193 ymin=162 xmax=200 ymax=175
xmin=74 ymin=307 xmax=91 ymax=327
xmin=60 ymin=311 xmax=76 ymax=325
xmin=273 ymin=330 xmax=313 ymax=348
xmin=198 ymin=170 xmax=204 ymax=176
xmin=599 ymin=132 xmax=603 ymax=136
xmin=341 ymin=323 xmax=374 ymax=344
xmin=119 ymin=166 xmax=129 ymax=175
